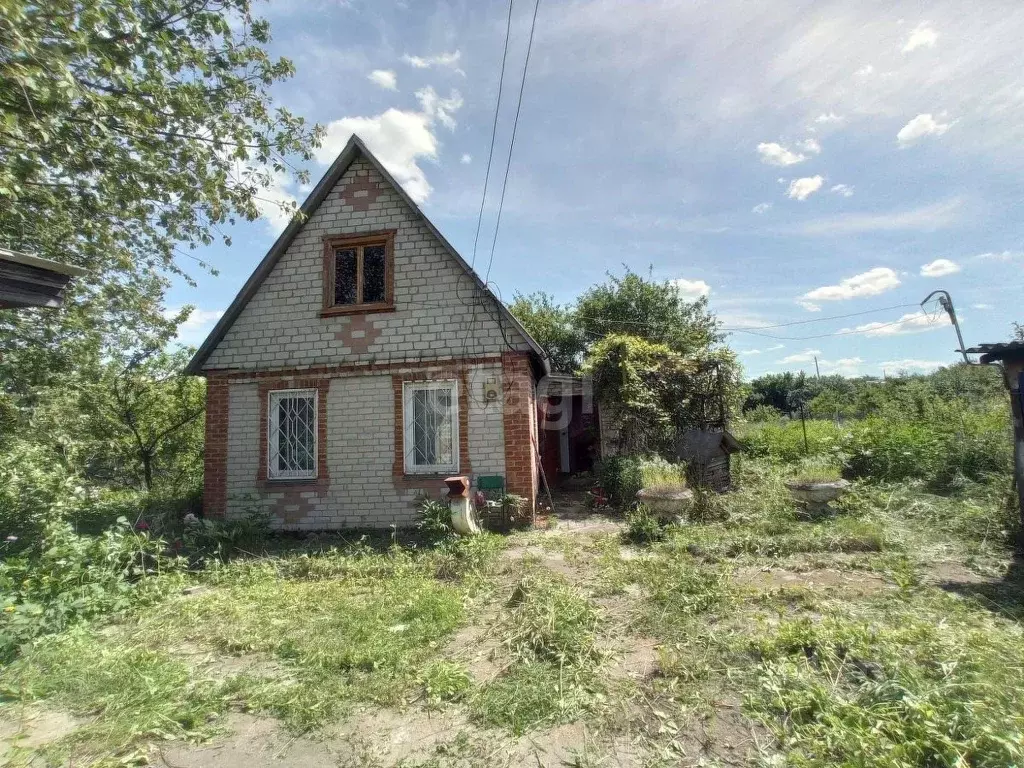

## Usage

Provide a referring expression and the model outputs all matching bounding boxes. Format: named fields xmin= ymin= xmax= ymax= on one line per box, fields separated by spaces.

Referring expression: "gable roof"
xmin=184 ymin=134 xmax=549 ymax=376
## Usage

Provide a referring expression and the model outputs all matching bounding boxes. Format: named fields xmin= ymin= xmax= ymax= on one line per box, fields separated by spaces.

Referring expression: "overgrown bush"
xmin=0 ymin=519 xmax=181 ymax=660
xmin=744 ymin=404 xmax=782 ymax=423
xmin=740 ymin=419 xmax=845 ymax=463
xmin=598 ymin=455 xmax=687 ymax=507
xmin=417 ymin=496 xmax=453 ymax=541
xmin=624 ymin=504 xmax=666 ymax=544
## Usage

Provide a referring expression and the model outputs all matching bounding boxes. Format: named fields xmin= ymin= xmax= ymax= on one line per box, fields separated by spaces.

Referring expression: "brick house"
xmin=185 ymin=135 xmax=549 ymax=529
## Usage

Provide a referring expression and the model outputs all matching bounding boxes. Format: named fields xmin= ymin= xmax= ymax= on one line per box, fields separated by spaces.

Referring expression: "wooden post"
xmin=800 ymin=403 xmax=809 ymax=455
xmin=1014 ymin=370 xmax=1024 ymax=535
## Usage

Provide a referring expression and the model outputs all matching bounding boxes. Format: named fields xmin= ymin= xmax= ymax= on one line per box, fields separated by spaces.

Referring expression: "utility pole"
xmin=813 ymin=356 xmax=821 ymax=380
xmin=921 ymin=289 xmax=970 ymax=363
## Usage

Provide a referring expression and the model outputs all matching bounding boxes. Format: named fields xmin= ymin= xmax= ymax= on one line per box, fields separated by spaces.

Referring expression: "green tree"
xmin=0 ymin=0 xmax=322 ymax=393
xmin=32 ymin=345 xmax=204 ymax=494
xmin=575 ymin=269 xmax=720 ymax=356
xmin=582 ymin=334 xmax=695 ymax=455
xmin=510 ymin=292 xmax=586 ymax=373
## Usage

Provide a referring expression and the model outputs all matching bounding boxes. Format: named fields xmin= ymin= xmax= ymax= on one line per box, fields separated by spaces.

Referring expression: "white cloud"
xmin=757 ymin=142 xmax=806 ymax=166
xmin=972 ymin=303 xmax=993 ymax=310
xmin=799 ymin=138 xmax=822 ymax=154
xmin=802 ymin=267 xmax=901 ymax=303
xmin=814 ymin=112 xmax=843 ymax=124
xmin=822 ymin=357 xmax=864 ymax=376
xmin=740 ymin=349 xmax=762 ymax=356
xmin=368 ymin=69 xmax=397 ymax=90
xmin=164 ymin=307 xmax=224 ymax=344
xmin=880 ymin=359 xmax=945 ymax=373
xmin=973 ymin=250 xmax=1021 ymax=262
xmin=920 ymin=258 xmax=961 ymax=277
xmin=903 ymin=23 xmax=939 ymax=53
xmin=843 ymin=310 xmax=944 ymax=337
xmin=460 ymin=153 xmax=472 ymax=164
xmin=781 ymin=348 xmax=822 ymax=364
xmin=830 ymin=184 xmax=854 ymax=197
xmin=854 ymin=64 xmax=875 ymax=76
xmin=787 ymin=175 xmax=824 ymax=200
xmin=752 ymin=202 xmax=772 ymax=214
xmin=798 ymin=300 xmax=822 ymax=312
xmin=402 ymin=51 xmax=463 ymax=73
xmin=897 ymin=113 xmax=951 ymax=146
xmin=671 ymin=278 xmax=711 ymax=301
xmin=796 ymin=197 xmax=964 ymax=235
xmin=315 ymin=86 xmax=463 ymax=203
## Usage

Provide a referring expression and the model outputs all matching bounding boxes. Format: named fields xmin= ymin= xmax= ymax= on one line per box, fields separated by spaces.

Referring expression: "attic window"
xmin=322 ymin=230 xmax=395 ymax=315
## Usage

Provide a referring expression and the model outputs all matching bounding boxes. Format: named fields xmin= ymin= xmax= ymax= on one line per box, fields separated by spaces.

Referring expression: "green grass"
xmin=471 ymin=573 xmax=605 ymax=734
xmin=747 ymin=596 xmax=1024 ymax=767
xmin=1 ymin=626 xmax=231 ymax=759
xmin=2 ymin=461 xmax=1022 ymax=765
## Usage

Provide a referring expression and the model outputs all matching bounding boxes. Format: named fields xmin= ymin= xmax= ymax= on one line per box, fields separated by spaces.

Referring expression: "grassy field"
xmin=2 ymin=461 xmax=1023 ymax=767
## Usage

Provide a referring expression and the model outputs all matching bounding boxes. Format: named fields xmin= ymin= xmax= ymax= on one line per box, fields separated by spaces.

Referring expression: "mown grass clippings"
xmin=746 ymin=599 xmax=1024 ymax=768
xmin=1 ymin=627 xmax=231 ymax=760
xmin=472 ymin=573 xmax=606 ymax=734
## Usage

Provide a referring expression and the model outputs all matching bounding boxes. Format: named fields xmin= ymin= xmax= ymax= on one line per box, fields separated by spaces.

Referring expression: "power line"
xmin=483 ymin=0 xmax=542 ymax=285
xmin=728 ymin=313 xmax=942 ymax=341
xmin=721 ymin=302 xmax=919 ymax=330
xmin=469 ymin=0 xmax=515 ymax=270
xmin=572 ymin=302 xmax=921 ymax=334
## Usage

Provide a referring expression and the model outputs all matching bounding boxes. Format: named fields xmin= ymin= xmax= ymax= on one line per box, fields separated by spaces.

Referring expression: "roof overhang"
xmin=964 ymin=342 xmax=1024 ymax=365
xmin=185 ymin=135 xmax=549 ymax=377
xmin=0 ymin=248 xmax=87 ymax=309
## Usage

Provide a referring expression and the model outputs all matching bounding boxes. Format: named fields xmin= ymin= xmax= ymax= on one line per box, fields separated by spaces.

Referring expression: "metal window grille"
xmin=403 ymin=381 xmax=458 ymax=474
xmin=268 ymin=389 xmax=317 ymax=480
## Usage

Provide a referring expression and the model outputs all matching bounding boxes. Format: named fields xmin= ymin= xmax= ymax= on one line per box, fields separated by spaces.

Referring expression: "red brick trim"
xmin=391 ymin=364 xmax=472 ymax=492
xmin=204 ymin=355 xmax=506 ymax=382
xmin=203 ymin=374 xmax=229 ymax=518
xmin=257 ymin=378 xmax=330 ymax=490
xmin=502 ymin=352 xmax=538 ymax=516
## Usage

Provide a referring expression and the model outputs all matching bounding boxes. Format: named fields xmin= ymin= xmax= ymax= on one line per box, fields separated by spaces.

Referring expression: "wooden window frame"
xmin=321 ymin=230 xmax=396 ymax=316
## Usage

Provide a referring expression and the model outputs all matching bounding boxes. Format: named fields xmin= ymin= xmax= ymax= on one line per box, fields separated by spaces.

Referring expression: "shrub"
xmin=598 ymin=456 xmax=687 ymax=508
xmin=0 ymin=519 xmax=181 ymax=660
xmin=744 ymin=404 xmax=782 ymax=423
xmin=624 ymin=504 xmax=666 ymax=544
xmin=740 ymin=419 xmax=844 ymax=463
xmin=417 ymin=496 xmax=453 ymax=541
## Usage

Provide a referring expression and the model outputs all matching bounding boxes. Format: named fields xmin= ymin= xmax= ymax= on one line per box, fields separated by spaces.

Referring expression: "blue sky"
xmin=167 ymin=0 xmax=1024 ymax=379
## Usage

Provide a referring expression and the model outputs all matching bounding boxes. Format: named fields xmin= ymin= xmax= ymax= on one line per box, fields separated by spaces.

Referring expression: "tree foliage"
xmin=0 ymin=0 xmax=322 ymax=391
xmin=509 ymin=292 xmax=586 ymax=373
xmin=575 ymin=269 xmax=720 ymax=357
xmin=583 ymin=334 xmax=696 ymax=454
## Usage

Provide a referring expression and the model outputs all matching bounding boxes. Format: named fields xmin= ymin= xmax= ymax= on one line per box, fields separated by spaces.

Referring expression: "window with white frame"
xmin=268 ymin=389 xmax=317 ymax=480
xmin=403 ymin=380 xmax=458 ymax=474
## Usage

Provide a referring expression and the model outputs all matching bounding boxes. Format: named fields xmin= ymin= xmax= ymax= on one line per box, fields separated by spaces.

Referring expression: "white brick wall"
xmin=205 ymin=157 xmax=531 ymax=371
xmin=223 ymin=363 xmax=511 ymax=529
xmin=211 ymin=151 xmax=535 ymax=529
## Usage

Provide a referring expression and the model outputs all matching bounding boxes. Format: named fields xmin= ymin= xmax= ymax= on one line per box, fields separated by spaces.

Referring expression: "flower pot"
xmin=636 ymin=487 xmax=694 ymax=523
xmin=785 ymin=479 xmax=850 ymax=518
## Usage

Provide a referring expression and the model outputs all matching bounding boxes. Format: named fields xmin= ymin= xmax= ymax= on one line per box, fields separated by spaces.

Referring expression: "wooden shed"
xmin=964 ymin=341 xmax=1024 ymax=530
xmin=676 ymin=428 xmax=741 ymax=492
xmin=0 ymin=248 xmax=86 ymax=309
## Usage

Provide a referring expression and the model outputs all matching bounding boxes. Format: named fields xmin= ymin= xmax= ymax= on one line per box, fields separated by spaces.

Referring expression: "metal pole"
xmin=814 ymin=356 xmax=821 ymax=380
xmin=921 ymin=290 xmax=970 ymax=364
